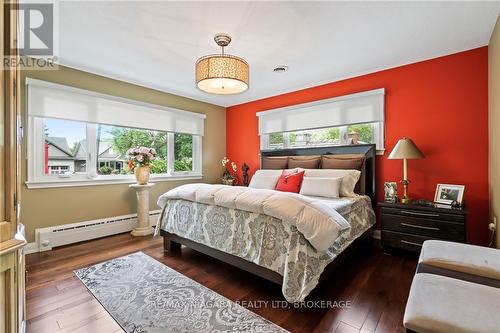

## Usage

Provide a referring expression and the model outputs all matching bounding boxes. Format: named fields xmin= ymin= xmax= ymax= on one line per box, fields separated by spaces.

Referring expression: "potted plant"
xmin=222 ymin=157 xmax=237 ymax=186
xmin=127 ymin=147 xmax=157 ymax=185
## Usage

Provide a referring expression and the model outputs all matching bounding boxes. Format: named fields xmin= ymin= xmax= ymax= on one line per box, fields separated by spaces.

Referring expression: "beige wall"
xmin=490 ymin=15 xmax=500 ymax=248
xmin=20 ymin=64 xmax=226 ymax=242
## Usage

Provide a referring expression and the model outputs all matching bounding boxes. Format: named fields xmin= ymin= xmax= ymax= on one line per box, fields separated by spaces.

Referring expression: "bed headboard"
xmin=260 ymin=144 xmax=376 ymax=203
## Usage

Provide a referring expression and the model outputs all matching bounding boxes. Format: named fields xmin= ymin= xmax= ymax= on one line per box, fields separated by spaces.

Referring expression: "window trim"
xmin=25 ymin=174 xmax=203 ymax=189
xmin=26 ymin=117 xmax=203 ymax=189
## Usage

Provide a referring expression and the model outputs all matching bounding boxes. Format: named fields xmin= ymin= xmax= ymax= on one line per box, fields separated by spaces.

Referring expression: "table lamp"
xmin=388 ymin=138 xmax=424 ymax=204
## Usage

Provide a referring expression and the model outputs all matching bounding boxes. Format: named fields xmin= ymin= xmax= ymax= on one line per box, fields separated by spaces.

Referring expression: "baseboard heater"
xmin=32 ymin=210 xmax=162 ymax=252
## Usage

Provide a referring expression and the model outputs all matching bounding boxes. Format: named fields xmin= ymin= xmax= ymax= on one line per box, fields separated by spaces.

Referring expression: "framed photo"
xmin=384 ymin=182 xmax=398 ymax=203
xmin=434 ymin=184 xmax=465 ymax=205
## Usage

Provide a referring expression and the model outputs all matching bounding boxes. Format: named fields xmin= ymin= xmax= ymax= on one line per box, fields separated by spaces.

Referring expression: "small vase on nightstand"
xmin=134 ymin=166 xmax=151 ymax=185
xmin=222 ymin=177 xmax=236 ymax=186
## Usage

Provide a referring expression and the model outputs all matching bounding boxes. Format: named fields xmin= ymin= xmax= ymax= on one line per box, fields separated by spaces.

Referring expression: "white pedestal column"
xmin=129 ymin=183 xmax=155 ymax=236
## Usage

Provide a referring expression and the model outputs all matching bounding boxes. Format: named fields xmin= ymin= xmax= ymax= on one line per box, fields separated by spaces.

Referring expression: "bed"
xmin=157 ymin=145 xmax=377 ymax=302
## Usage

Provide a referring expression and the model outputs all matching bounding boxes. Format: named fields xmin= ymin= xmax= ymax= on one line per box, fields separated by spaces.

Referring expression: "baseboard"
xmin=29 ymin=209 xmax=162 ymax=253
xmin=372 ymin=229 xmax=381 ymax=239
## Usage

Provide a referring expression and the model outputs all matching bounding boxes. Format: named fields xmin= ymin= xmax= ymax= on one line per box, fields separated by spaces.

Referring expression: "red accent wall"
xmin=226 ymin=47 xmax=489 ymax=245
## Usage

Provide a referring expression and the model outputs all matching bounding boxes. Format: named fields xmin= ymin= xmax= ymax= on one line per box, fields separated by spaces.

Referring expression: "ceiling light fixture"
xmin=195 ymin=33 xmax=249 ymax=95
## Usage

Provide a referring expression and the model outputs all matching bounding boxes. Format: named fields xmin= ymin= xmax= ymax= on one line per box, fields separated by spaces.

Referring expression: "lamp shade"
xmin=195 ymin=54 xmax=249 ymax=94
xmin=388 ymin=138 xmax=424 ymax=159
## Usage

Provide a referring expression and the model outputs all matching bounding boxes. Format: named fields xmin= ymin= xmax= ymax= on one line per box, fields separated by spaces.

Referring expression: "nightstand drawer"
xmin=382 ymin=207 xmax=465 ymax=223
xmin=382 ymin=231 xmax=433 ymax=253
xmin=382 ymin=214 xmax=465 ymax=241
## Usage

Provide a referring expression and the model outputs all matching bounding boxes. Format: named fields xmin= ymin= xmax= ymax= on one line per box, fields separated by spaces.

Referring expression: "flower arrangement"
xmin=222 ymin=157 xmax=237 ymax=185
xmin=127 ymin=147 xmax=157 ymax=170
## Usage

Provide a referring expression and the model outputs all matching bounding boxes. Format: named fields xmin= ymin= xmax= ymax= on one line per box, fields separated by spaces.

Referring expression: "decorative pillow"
xmin=275 ymin=170 xmax=305 ymax=193
xmin=299 ymin=177 xmax=342 ymax=198
xmin=321 ymin=154 xmax=365 ymax=170
xmin=261 ymin=156 xmax=288 ymax=169
xmin=288 ymin=155 xmax=321 ymax=169
xmin=248 ymin=174 xmax=280 ymax=190
xmin=298 ymin=168 xmax=361 ymax=197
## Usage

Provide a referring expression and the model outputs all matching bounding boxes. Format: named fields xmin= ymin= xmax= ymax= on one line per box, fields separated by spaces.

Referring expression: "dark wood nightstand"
xmin=378 ymin=202 xmax=467 ymax=253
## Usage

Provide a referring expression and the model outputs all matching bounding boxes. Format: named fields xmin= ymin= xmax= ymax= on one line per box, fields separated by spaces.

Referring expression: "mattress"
xmin=159 ymin=193 xmax=375 ymax=302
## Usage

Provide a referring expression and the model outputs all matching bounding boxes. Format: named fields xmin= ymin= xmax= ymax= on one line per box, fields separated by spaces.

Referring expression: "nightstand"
xmin=378 ymin=202 xmax=467 ymax=253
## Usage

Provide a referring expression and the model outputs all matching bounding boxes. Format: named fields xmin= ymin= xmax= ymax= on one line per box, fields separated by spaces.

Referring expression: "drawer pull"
xmin=399 ymin=210 xmax=440 ymax=217
xmin=401 ymin=240 xmax=423 ymax=247
xmin=400 ymin=222 xmax=440 ymax=231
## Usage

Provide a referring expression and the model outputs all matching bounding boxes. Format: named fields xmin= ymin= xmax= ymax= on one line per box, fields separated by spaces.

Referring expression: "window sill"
xmin=25 ymin=174 xmax=203 ymax=189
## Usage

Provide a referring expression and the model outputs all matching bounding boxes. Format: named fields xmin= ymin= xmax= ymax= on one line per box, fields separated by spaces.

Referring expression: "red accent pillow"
xmin=275 ymin=170 xmax=305 ymax=193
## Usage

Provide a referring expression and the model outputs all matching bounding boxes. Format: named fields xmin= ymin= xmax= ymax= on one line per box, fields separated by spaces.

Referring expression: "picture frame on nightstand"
xmin=384 ymin=182 xmax=398 ymax=203
xmin=434 ymin=184 xmax=465 ymax=205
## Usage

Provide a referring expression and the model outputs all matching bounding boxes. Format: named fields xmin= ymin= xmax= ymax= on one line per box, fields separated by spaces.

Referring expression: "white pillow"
xmin=297 ymin=168 xmax=361 ymax=197
xmin=248 ymin=173 xmax=280 ymax=190
xmin=252 ymin=169 xmax=283 ymax=177
xmin=299 ymin=177 xmax=342 ymax=198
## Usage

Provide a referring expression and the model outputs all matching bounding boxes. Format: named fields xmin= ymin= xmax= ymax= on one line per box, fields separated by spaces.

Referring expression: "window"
xmin=262 ymin=122 xmax=381 ymax=151
xmin=43 ymin=118 xmax=87 ymax=175
xmin=258 ymin=89 xmax=385 ymax=153
xmin=26 ymin=79 xmax=204 ymax=188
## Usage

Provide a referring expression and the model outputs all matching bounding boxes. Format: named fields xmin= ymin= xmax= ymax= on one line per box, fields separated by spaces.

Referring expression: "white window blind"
xmin=256 ymin=88 xmax=384 ymax=135
xmin=26 ymin=78 xmax=206 ymax=136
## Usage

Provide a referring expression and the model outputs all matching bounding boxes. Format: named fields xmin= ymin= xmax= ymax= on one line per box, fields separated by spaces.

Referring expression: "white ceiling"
xmin=56 ymin=1 xmax=500 ymax=107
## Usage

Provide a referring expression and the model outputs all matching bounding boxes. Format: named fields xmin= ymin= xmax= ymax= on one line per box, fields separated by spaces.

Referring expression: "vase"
xmin=134 ymin=166 xmax=151 ymax=185
xmin=222 ymin=178 xmax=236 ymax=186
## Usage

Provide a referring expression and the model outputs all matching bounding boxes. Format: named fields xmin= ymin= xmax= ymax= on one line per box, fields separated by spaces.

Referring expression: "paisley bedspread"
xmin=159 ymin=196 xmax=375 ymax=302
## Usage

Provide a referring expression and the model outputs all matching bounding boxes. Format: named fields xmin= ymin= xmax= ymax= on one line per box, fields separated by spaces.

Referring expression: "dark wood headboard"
xmin=260 ymin=144 xmax=376 ymax=203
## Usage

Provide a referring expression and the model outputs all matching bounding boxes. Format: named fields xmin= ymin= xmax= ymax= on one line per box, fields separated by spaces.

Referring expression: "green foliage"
xmin=108 ymin=127 xmax=167 ymax=158
xmin=348 ymin=124 xmax=372 ymax=143
xmin=269 ymin=133 xmax=284 ymax=144
xmin=174 ymin=159 xmax=192 ymax=171
xmin=174 ymin=133 xmax=193 ymax=171
xmin=289 ymin=128 xmax=339 ymax=145
xmin=99 ymin=165 xmax=113 ymax=175
xmin=150 ymin=159 xmax=167 ymax=174
xmin=309 ymin=128 xmax=340 ymax=142
xmin=174 ymin=133 xmax=192 ymax=160
xmin=326 ymin=128 xmax=340 ymax=140
xmin=119 ymin=169 xmax=130 ymax=175
xmin=69 ymin=142 xmax=79 ymax=155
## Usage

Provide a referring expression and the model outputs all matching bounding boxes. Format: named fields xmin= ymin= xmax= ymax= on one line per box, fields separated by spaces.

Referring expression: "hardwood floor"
xmin=25 ymin=233 xmax=417 ymax=333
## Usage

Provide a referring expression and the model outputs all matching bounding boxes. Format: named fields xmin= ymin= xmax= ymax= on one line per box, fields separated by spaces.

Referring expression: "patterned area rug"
xmin=74 ymin=252 xmax=289 ymax=333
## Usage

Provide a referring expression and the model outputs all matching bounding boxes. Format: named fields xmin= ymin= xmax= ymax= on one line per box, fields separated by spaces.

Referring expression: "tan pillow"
xmin=288 ymin=155 xmax=321 ymax=169
xmin=321 ymin=154 xmax=365 ymax=170
xmin=262 ymin=156 xmax=288 ymax=169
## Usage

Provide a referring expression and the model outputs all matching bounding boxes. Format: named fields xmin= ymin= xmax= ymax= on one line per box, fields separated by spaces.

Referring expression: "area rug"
xmin=74 ymin=251 xmax=289 ymax=333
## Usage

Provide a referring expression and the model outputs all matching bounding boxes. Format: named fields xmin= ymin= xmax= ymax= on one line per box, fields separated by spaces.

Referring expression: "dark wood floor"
xmin=25 ymin=233 xmax=417 ymax=333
